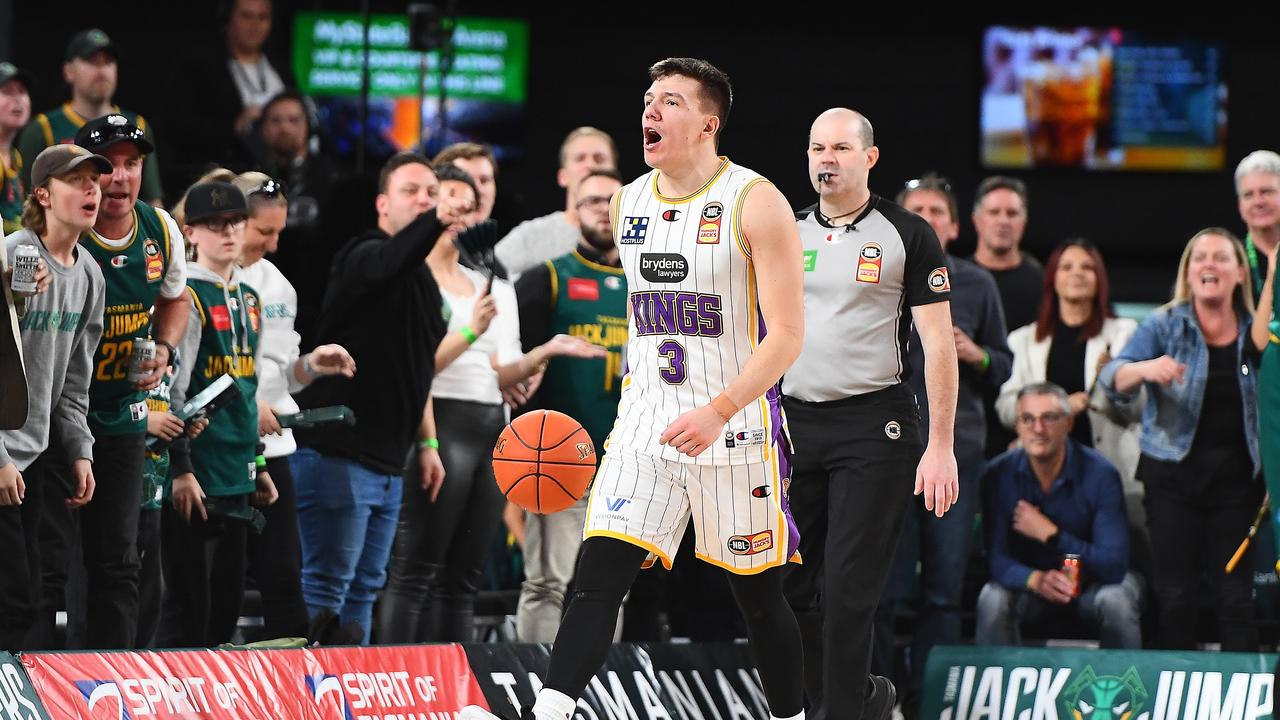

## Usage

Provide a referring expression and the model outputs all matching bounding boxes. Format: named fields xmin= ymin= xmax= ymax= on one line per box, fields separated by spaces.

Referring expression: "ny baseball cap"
xmin=65 ymin=28 xmax=118 ymax=62
xmin=74 ymin=114 xmax=155 ymax=155
xmin=183 ymin=182 xmax=248 ymax=224
xmin=0 ymin=62 xmax=34 ymax=91
xmin=30 ymin=145 xmax=113 ymax=188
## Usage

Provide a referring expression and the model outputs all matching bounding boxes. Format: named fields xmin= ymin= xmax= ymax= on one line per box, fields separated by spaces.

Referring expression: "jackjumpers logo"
xmin=1062 ymin=667 xmax=1147 ymax=720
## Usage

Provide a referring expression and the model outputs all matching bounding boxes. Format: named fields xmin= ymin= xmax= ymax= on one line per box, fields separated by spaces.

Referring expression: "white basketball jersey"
xmin=606 ymin=157 xmax=783 ymax=466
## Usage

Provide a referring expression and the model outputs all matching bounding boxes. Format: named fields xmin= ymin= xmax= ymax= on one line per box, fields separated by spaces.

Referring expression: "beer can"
xmin=128 ymin=338 xmax=156 ymax=383
xmin=11 ymin=244 xmax=40 ymax=294
xmin=1062 ymin=554 xmax=1082 ymax=598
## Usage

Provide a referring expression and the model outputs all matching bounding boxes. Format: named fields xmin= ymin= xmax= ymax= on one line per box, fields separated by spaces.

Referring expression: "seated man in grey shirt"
xmin=0 ymin=144 xmax=108 ymax=650
xmin=495 ymin=127 xmax=617 ymax=276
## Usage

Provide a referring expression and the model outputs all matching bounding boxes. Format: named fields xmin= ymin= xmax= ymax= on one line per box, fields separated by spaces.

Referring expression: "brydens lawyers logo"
xmin=75 ymin=680 xmax=131 ymax=720
xmin=306 ymin=674 xmax=356 ymax=720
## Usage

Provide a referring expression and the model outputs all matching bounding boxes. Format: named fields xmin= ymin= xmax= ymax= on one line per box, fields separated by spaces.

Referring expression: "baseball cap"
xmin=74 ymin=114 xmax=155 ymax=154
xmin=183 ymin=182 xmax=248 ymax=224
xmin=65 ymin=28 xmax=118 ymax=62
xmin=30 ymin=145 xmax=114 ymax=188
xmin=0 ymin=62 xmax=35 ymax=92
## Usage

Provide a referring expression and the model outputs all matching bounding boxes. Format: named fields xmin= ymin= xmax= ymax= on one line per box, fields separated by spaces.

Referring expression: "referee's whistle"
xmin=817 ymin=172 xmax=833 ymax=183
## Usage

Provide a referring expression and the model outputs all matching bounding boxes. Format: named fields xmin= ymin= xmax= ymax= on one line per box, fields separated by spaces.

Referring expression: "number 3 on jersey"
xmin=658 ymin=339 xmax=685 ymax=384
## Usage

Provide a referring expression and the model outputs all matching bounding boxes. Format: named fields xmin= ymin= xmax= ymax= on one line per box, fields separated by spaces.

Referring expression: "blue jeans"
xmin=292 ymin=448 xmax=403 ymax=644
xmin=975 ymin=571 xmax=1145 ymax=649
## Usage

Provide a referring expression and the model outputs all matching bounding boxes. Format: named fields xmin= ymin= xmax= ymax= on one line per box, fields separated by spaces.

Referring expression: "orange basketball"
xmin=492 ymin=410 xmax=597 ymax=514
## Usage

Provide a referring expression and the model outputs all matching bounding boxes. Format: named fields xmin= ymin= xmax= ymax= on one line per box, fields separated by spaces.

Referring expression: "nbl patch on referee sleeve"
xmin=857 ymin=242 xmax=882 ymax=283
xmin=928 ymin=267 xmax=950 ymax=293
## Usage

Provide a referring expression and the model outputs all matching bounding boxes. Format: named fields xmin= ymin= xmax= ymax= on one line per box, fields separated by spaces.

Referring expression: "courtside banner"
xmin=464 ymin=642 xmax=771 ymax=720
xmin=922 ymin=646 xmax=1278 ymax=720
xmin=0 ymin=651 xmax=50 ymax=720
xmin=22 ymin=644 xmax=486 ymax=719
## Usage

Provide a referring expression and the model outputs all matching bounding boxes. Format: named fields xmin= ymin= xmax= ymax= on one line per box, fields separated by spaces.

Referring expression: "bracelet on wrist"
xmin=979 ymin=350 xmax=991 ymax=372
xmin=419 ymin=438 xmax=440 ymax=450
xmin=459 ymin=326 xmax=479 ymax=344
xmin=302 ymin=353 xmax=315 ymax=378
xmin=254 ymin=454 xmax=267 ymax=469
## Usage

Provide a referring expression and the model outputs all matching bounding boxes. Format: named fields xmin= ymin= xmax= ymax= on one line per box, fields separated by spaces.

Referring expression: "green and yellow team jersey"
xmin=182 ymin=277 xmax=261 ymax=497
xmin=541 ymin=250 xmax=627 ymax=450
xmin=1261 ymin=278 xmax=1280 ymax=552
xmin=17 ymin=103 xmax=163 ymax=203
xmin=1 ymin=148 xmax=24 ymax=235
xmin=79 ymin=201 xmax=173 ymax=435
xmin=142 ymin=372 xmax=173 ymax=510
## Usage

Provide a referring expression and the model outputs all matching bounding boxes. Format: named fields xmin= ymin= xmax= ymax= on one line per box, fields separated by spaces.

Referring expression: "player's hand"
xmin=419 ymin=446 xmax=445 ymax=502
xmin=952 ymin=327 xmax=986 ymax=366
xmin=539 ymin=334 xmax=608 ymax=360
xmin=148 ymin=410 xmax=186 ymax=441
xmin=306 ymin=345 xmax=357 ymax=378
xmin=659 ymin=405 xmax=725 ymax=458
xmin=471 ymin=294 xmax=497 ymax=335
xmin=0 ymin=463 xmax=24 ymax=506
xmin=253 ymin=471 xmax=279 ymax=507
xmin=132 ymin=342 xmax=170 ymax=392
xmin=1032 ymin=569 xmax=1075 ymax=604
xmin=914 ymin=444 xmax=958 ymax=517
xmin=1140 ymin=355 xmax=1186 ymax=386
xmin=502 ymin=381 xmax=532 ymax=409
xmin=66 ymin=458 xmax=95 ymax=508
xmin=1012 ymin=499 xmax=1058 ymax=543
xmin=257 ymin=398 xmax=283 ymax=437
xmin=171 ymin=473 xmax=207 ymax=523
xmin=185 ymin=416 xmax=209 ymax=439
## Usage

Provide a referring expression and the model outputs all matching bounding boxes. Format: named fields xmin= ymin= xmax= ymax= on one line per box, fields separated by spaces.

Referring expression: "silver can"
xmin=128 ymin=338 xmax=156 ymax=383
xmin=11 ymin=244 xmax=40 ymax=294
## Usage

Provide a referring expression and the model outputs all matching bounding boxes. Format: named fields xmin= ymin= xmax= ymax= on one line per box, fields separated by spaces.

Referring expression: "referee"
xmin=782 ymin=108 xmax=959 ymax=720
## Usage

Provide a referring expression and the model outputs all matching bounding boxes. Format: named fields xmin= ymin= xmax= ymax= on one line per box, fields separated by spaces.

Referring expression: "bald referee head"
xmin=809 ymin=108 xmax=879 ymax=205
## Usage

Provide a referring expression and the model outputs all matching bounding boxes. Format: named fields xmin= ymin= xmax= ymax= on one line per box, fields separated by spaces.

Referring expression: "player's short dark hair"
xmin=432 ymin=142 xmax=499 ymax=179
xmin=378 ymin=151 xmax=434 ymax=194
xmin=648 ymin=57 xmax=732 ymax=138
xmin=433 ymin=162 xmax=478 ymax=201
xmin=974 ymin=175 xmax=1028 ymax=213
xmin=897 ymin=173 xmax=957 ymax=222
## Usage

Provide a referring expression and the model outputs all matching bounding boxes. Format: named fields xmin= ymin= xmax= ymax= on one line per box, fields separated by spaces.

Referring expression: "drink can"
xmin=11 ymin=244 xmax=40 ymax=294
xmin=128 ymin=338 xmax=156 ymax=383
xmin=1062 ymin=554 xmax=1082 ymax=598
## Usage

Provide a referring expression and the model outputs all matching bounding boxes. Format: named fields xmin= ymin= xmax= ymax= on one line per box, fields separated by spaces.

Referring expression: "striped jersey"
xmin=606 ymin=157 xmax=784 ymax=466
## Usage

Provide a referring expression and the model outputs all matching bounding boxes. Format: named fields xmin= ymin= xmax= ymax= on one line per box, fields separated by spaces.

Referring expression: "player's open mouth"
xmin=644 ymin=127 xmax=663 ymax=150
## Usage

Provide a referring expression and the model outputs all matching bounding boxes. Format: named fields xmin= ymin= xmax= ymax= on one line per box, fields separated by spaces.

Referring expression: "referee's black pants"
xmin=783 ymin=384 xmax=920 ymax=720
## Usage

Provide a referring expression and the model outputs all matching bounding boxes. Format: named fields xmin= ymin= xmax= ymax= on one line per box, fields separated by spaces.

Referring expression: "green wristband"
xmin=419 ymin=438 xmax=440 ymax=450
xmin=979 ymin=350 xmax=991 ymax=372
xmin=459 ymin=326 xmax=479 ymax=344
xmin=254 ymin=454 xmax=267 ymax=469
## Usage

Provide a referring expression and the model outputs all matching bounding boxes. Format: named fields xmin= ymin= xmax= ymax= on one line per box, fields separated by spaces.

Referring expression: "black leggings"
xmin=546 ymin=537 xmax=804 ymax=717
xmin=377 ymin=397 xmax=507 ymax=643
xmin=245 ymin=456 xmax=309 ymax=640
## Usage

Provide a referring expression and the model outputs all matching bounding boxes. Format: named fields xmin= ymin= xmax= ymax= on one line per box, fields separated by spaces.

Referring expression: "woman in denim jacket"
xmin=1099 ymin=228 xmax=1261 ymax=651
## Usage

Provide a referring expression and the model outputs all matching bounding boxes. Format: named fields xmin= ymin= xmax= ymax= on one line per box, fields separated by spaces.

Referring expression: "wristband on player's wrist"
xmin=710 ymin=394 xmax=738 ymax=423
xmin=419 ymin=438 xmax=440 ymax=450
xmin=459 ymin=326 xmax=479 ymax=344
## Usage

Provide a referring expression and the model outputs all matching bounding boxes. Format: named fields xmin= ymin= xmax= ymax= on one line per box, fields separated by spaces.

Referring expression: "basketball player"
xmin=461 ymin=57 xmax=806 ymax=720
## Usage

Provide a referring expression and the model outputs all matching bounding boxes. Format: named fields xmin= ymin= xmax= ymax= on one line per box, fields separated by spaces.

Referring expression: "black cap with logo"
xmin=65 ymin=28 xmax=118 ymax=62
xmin=74 ymin=114 xmax=155 ymax=154
xmin=184 ymin=182 xmax=248 ymax=224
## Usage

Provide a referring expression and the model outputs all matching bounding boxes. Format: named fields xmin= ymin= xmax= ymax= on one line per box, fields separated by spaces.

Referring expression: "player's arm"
xmin=911 ymin=300 xmax=959 ymax=516
xmin=660 ymin=181 xmax=803 ymax=457
xmin=141 ymin=215 xmax=192 ymax=390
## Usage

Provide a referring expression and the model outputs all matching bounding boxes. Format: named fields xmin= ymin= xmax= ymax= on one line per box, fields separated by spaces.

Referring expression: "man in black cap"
xmin=35 ymin=114 xmax=189 ymax=649
xmin=16 ymin=29 xmax=164 ymax=206
xmin=1 ymin=63 xmax=34 ymax=234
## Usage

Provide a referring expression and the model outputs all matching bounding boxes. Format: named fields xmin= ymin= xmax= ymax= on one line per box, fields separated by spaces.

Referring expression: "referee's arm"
xmin=911 ymin=300 xmax=959 ymax=516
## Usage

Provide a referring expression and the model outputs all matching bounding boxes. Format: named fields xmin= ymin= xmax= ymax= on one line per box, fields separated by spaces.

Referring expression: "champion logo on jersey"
xmin=567 ymin=277 xmax=600 ymax=301
xmin=620 ymin=216 xmax=649 ymax=244
xmin=661 ymin=209 xmax=681 ymax=221
xmin=604 ymin=276 xmax=622 ymax=290
xmin=110 ymin=255 xmax=127 ymax=268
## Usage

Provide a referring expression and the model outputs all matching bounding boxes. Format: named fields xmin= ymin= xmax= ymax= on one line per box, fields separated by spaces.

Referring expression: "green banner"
xmin=291 ymin=12 xmax=528 ymax=102
xmin=923 ymin=646 xmax=1277 ymax=720
xmin=0 ymin=652 xmax=50 ymax=720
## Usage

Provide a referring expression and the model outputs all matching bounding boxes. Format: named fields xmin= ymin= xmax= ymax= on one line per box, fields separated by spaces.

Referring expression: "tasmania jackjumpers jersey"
xmin=607 ymin=157 xmax=783 ymax=466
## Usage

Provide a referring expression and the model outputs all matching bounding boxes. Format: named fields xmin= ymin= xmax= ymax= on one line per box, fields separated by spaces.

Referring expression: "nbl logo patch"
xmin=698 ymin=202 xmax=723 ymax=244
xmin=620 ymin=216 xmax=649 ymax=244
xmin=857 ymin=242 xmax=882 ymax=284
xmin=928 ymin=266 xmax=950 ymax=293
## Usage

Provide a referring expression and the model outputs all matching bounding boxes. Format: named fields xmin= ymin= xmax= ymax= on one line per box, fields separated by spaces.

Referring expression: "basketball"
xmin=492 ymin=410 xmax=597 ymax=514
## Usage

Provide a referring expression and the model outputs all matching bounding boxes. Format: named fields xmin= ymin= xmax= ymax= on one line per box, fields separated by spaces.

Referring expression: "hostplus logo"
xmin=306 ymin=674 xmax=356 ymax=720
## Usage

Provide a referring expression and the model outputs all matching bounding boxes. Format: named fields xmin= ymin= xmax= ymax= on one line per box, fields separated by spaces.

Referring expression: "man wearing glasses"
xmin=511 ymin=168 xmax=626 ymax=642
xmin=975 ymin=382 xmax=1141 ymax=648
xmin=871 ymin=174 xmax=1012 ymax=720
xmin=783 ymin=108 xmax=958 ymax=720
xmin=49 ymin=113 xmax=189 ymax=648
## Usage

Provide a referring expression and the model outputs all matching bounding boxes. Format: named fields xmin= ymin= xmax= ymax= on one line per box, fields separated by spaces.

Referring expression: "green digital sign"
xmin=292 ymin=12 xmax=528 ymax=102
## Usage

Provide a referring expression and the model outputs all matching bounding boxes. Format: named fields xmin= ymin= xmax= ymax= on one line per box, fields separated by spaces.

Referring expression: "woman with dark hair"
xmin=997 ymin=239 xmax=1141 ymax=516
xmin=1100 ymin=228 xmax=1262 ymax=651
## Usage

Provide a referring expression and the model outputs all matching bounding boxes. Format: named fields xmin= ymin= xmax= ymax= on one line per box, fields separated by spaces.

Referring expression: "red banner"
xmin=22 ymin=645 xmax=488 ymax=719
